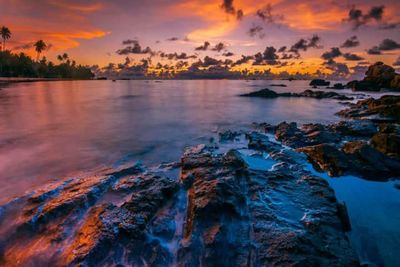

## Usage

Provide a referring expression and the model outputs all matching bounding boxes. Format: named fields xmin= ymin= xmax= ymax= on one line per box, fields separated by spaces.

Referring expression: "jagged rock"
xmin=240 ymin=88 xmax=279 ymax=98
xmin=370 ymin=132 xmax=400 ymax=159
xmin=274 ymin=122 xmax=341 ymax=148
xmin=298 ymin=144 xmax=350 ymax=176
xmin=327 ymin=121 xmax=378 ymax=138
xmin=350 ymin=80 xmax=381 ymax=91
xmin=219 ymin=130 xmax=241 ymax=142
xmin=299 ymin=142 xmax=400 ymax=180
xmin=390 ymin=74 xmax=400 ymax=90
xmin=0 ymin=166 xmax=179 ymax=266
xmin=310 ymin=79 xmax=330 ymax=86
xmin=179 ymin=146 xmax=358 ymax=266
xmin=328 ymin=83 xmax=345 ymax=90
xmin=337 ymin=95 xmax=400 ymax=123
xmin=348 ymin=62 xmax=400 ymax=91
xmin=240 ymin=88 xmax=353 ymax=100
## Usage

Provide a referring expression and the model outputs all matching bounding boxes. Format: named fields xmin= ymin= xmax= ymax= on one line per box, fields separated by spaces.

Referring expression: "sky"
xmin=1 ymin=0 xmax=400 ymax=79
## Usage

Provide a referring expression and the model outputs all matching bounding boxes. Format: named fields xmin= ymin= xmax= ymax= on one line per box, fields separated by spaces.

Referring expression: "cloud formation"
xmin=195 ymin=41 xmax=211 ymax=51
xmin=341 ymin=36 xmax=360 ymax=48
xmin=367 ymin=38 xmax=400 ymax=54
xmin=345 ymin=5 xmax=385 ymax=30
xmin=116 ymin=40 xmax=153 ymax=55
xmin=220 ymin=0 xmax=243 ymax=20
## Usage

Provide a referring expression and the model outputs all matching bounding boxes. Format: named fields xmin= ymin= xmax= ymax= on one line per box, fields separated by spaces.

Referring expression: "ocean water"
xmin=0 ymin=79 xmax=350 ymax=202
xmin=0 ymin=80 xmax=399 ymax=266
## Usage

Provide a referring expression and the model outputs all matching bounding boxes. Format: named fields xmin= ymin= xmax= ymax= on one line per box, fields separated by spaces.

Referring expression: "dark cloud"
xmin=176 ymin=61 xmax=189 ymax=68
xmin=367 ymin=39 xmax=400 ymax=55
xmin=222 ymin=52 xmax=234 ymax=57
xmin=166 ymin=37 xmax=179 ymax=41
xmin=342 ymin=53 xmax=364 ymax=61
xmin=278 ymin=46 xmax=286 ymax=53
xmin=256 ymin=4 xmax=284 ymax=24
xmin=367 ymin=46 xmax=381 ymax=55
xmin=379 ymin=22 xmax=400 ymax=30
xmin=321 ymin=47 xmax=342 ymax=60
xmin=280 ymin=53 xmax=297 ymax=60
xmin=122 ymin=39 xmax=138 ymax=45
xmin=253 ymin=46 xmax=279 ymax=65
xmin=211 ymin=42 xmax=227 ymax=52
xmin=248 ymin=25 xmax=265 ymax=39
xmin=236 ymin=9 xmax=244 ymax=20
xmin=341 ymin=36 xmax=360 ymax=48
xmin=13 ymin=42 xmax=34 ymax=50
xmin=195 ymin=41 xmax=211 ymax=51
xmin=117 ymin=40 xmax=153 ymax=55
xmin=346 ymin=5 xmax=385 ymax=30
xmin=220 ymin=0 xmax=243 ymax=20
xmin=378 ymin=39 xmax=400 ymax=51
xmin=289 ymin=35 xmax=322 ymax=54
xmin=233 ymin=55 xmax=253 ymax=66
xmin=159 ymin=52 xmax=197 ymax=60
xmin=323 ymin=59 xmax=350 ymax=78
xmin=201 ymin=56 xmax=221 ymax=67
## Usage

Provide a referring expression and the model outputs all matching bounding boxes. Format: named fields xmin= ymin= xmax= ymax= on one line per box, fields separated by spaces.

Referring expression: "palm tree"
xmin=1 ymin=26 xmax=11 ymax=51
xmin=34 ymin=40 xmax=47 ymax=61
xmin=57 ymin=53 xmax=68 ymax=62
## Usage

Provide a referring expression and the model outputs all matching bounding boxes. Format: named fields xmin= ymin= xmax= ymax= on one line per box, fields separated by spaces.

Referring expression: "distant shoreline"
xmin=0 ymin=77 xmax=91 ymax=84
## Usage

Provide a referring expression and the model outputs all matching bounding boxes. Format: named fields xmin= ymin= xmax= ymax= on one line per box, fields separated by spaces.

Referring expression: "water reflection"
xmin=0 ymin=80 xmax=345 ymax=203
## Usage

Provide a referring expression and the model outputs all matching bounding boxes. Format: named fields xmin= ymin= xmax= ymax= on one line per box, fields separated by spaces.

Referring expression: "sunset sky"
xmin=1 ymin=0 xmax=400 ymax=78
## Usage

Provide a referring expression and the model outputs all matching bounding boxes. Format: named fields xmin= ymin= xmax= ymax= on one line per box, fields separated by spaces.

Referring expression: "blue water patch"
xmin=237 ymin=149 xmax=277 ymax=171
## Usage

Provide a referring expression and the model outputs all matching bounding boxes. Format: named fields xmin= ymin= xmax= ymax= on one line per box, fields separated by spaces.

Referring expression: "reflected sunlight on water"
xmin=0 ymin=80 xmax=347 ymax=203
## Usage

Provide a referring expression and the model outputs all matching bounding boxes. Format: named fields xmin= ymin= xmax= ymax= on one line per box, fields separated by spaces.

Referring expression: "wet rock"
xmin=348 ymin=62 xmax=400 ymax=91
xmin=337 ymin=95 xmax=400 ymax=123
xmin=219 ymin=130 xmax=241 ymax=142
xmin=350 ymin=80 xmax=381 ymax=91
xmin=327 ymin=121 xmax=378 ymax=138
xmin=270 ymin=83 xmax=287 ymax=87
xmin=298 ymin=144 xmax=349 ymax=176
xmin=310 ymin=79 xmax=330 ymax=86
xmin=332 ymin=83 xmax=345 ymax=89
xmin=274 ymin=122 xmax=341 ymax=148
xmin=179 ymin=146 xmax=358 ymax=266
xmin=293 ymin=89 xmax=353 ymax=100
xmin=299 ymin=142 xmax=400 ymax=180
xmin=370 ymin=132 xmax=400 ymax=159
xmin=0 ymin=166 xmax=179 ymax=266
xmin=241 ymin=88 xmax=353 ymax=100
xmin=240 ymin=88 xmax=279 ymax=98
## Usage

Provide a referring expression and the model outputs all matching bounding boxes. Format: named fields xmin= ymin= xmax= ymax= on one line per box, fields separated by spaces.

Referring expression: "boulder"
xmin=240 ymin=88 xmax=279 ymax=98
xmin=178 ymin=146 xmax=358 ymax=266
xmin=310 ymin=79 xmax=330 ymax=86
xmin=348 ymin=62 xmax=400 ymax=91
xmin=333 ymin=83 xmax=345 ymax=89
xmin=337 ymin=95 xmax=400 ymax=123
xmin=240 ymin=88 xmax=353 ymax=100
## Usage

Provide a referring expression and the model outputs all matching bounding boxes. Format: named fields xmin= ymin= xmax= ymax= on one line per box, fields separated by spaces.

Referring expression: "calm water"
xmin=0 ymin=80 xmax=399 ymax=266
xmin=0 ymin=80 xmax=347 ymax=202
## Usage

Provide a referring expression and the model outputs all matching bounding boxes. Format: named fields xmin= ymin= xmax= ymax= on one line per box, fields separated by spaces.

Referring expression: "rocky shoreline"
xmin=0 ymin=95 xmax=399 ymax=266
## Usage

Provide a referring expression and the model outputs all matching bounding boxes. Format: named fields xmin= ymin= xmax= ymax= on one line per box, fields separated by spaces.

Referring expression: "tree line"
xmin=0 ymin=26 xmax=94 ymax=79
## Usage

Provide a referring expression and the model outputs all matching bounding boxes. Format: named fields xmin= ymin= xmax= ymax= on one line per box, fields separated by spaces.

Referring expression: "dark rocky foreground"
xmin=1 ymin=95 xmax=399 ymax=266
xmin=0 ymin=138 xmax=361 ymax=265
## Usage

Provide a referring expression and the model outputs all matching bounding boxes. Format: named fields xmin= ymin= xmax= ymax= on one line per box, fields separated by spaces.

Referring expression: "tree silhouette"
xmin=34 ymin=40 xmax=47 ymax=61
xmin=1 ymin=26 xmax=11 ymax=51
